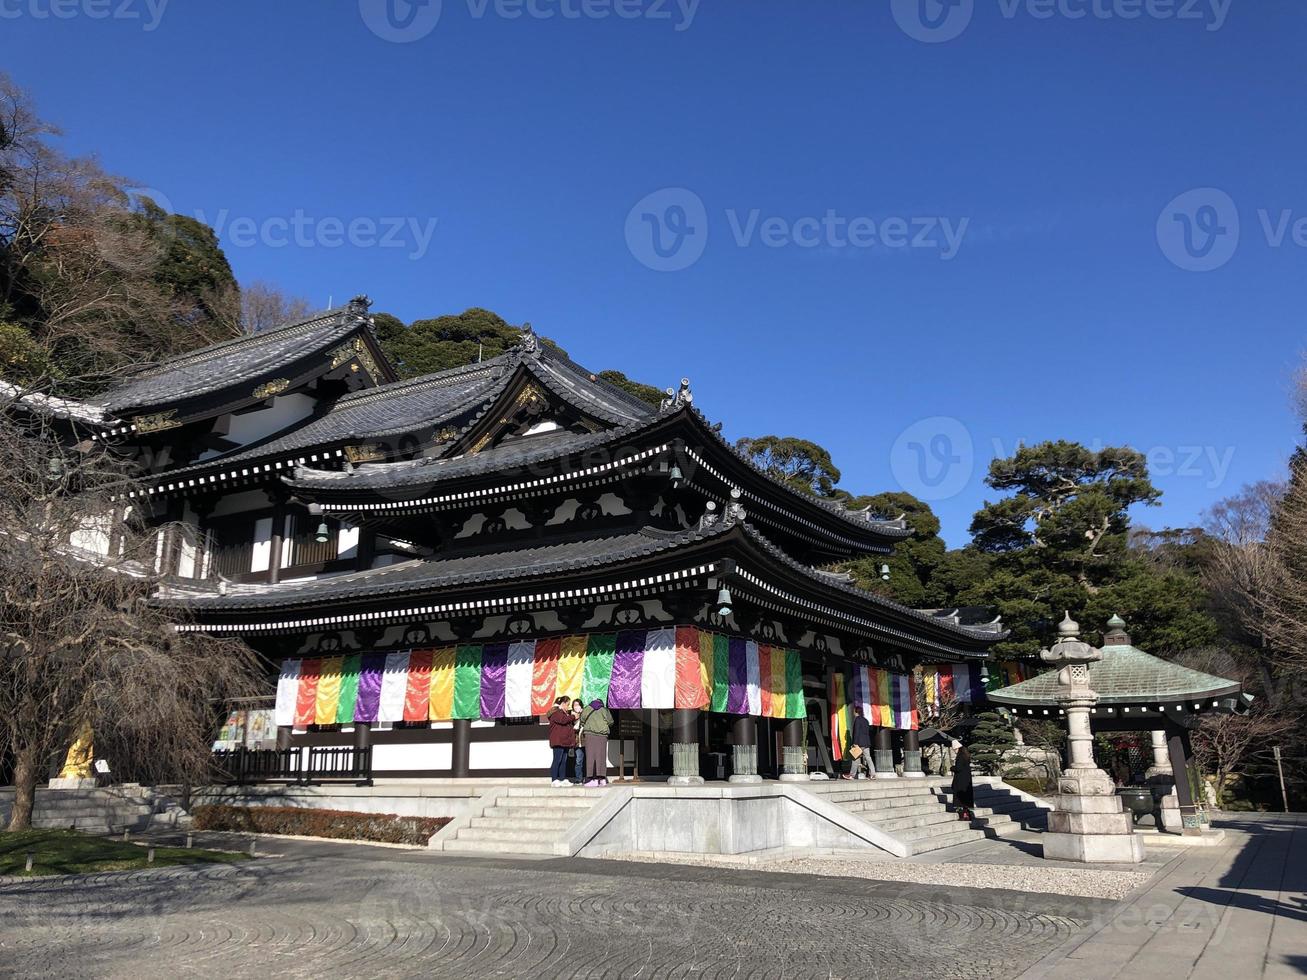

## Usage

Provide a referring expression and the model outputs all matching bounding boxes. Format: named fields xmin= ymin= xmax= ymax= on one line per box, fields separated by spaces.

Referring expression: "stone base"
xmin=1042 ymin=831 xmax=1146 ymax=864
xmin=667 ymin=775 xmax=705 ymax=786
xmin=778 ymin=773 xmax=809 ymax=783
xmin=727 ymin=774 xmax=763 ymax=784
xmin=47 ymin=777 xmax=97 ymax=790
xmin=901 ymin=771 xmax=926 ymax=778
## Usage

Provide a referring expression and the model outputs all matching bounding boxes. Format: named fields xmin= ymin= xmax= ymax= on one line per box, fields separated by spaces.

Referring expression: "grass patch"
xmin=0 ymin=829 xmax=246 ymax=878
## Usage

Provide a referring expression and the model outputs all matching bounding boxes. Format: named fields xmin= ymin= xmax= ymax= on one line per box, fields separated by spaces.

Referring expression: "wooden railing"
xmin=211 ymin=746 xmax=372 ymax=786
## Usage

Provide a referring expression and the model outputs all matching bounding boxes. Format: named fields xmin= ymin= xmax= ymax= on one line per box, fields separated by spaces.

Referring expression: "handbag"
xmin=849 ymin=744 xmax=864 ymax=760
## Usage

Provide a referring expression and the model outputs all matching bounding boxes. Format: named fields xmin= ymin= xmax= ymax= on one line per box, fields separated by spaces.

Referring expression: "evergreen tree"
xmin=968 ymin=710 xmax=1017 ymax=775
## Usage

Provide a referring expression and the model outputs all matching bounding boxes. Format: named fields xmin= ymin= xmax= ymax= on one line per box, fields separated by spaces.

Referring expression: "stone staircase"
xmin=803 ymin=777 xmax=1050 ymax=855
xmin=0 ymin=785 xmax=191 ymax=833
xmin=434 ymin=786 xmax=603 ymax=856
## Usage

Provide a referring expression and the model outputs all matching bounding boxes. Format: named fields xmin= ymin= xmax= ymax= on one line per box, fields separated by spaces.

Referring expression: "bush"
xmin=968 ymin=711 xmax=1017 ymax=775
xmin=1005 ymin=776 xmax=1056 ymax=797
xmin=191 ymin=805 xmax=450 ymax=845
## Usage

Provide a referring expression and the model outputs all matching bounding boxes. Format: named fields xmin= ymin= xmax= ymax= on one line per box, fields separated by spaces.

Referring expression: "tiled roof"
xmin=166 ymin=522 xmax=732 ymax=611
xmin=987 ymin=641 xmax=1242 ymax=706
xmin=91 ymin=306 xmax=370 ymax=415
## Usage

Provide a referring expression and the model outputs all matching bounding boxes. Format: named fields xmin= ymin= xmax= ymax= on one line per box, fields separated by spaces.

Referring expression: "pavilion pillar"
xmin=1166 ymin=725 xmax=1203 ymax=835
xmin=873 ymin=727 xmax=897 ymax=778
xmin=670 ymin=708 xmax=704 ymax=785
xmin=276 ymin=726 xmax=293 ymax=751
xmin=1146 ymin=729 xmax=1172 ymax=777
xmin=779 ymin=718 xmax=807 ymax=781
xmin=353 ymin=722 xmax=371 ymax=750
xmin=451 ymin=719 xmax=471 ymax=778
xmin=728 ymin=715 xmax=761 ymax=783
xmin=901 ymin=728 xmax=925 ymax=778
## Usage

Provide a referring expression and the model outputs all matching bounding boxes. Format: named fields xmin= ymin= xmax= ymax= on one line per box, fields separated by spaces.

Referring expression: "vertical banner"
xmin=294 ymin=658 xmax=321 ymax=729
xmin=530 ymin=637 xmax=562 ymax=715
xmin=744 ymin=640 xmax=763 ymax=717
xmin=785 ymin=650 xmax=804 ymax=720
xmin=580 ymin=633 xmax=616 ymax=705
xmin=641 ymin=627 xmax=677 ymax=710
xmin=378 ymin=650 xmax=411 ymax=723
xmin=403 ymin=649 xmax=433 ymax=723
xmin=314 ymin=655 xmax=343 ymax=726
xmin=726 ymin=638 xmax=749 ymax=715
xmin=479 ymin=642 xmax=509 ymax=719
xmin=711 ymin=633 xmax=730 ymax=713
xmin=607 ymin=629 xmax=647 ymax=710
xmin=336 ymin=654 xmax=361 ymax=725
xmin=555 ymin=635 xmax=587 ymax=703
xmin=355 ymin=654 xmax=385 ymax=723
xmin=452 ymin=645 xmax=483 ymax=719
xmin=675 ymin=626 xmax=709 ymax=709
xmin=274 ymin=659 xmax=301 ymax=728
xmin=429 ymin=647 xmax=456 ymax=721
xmin=504 ymin=639 xmax=536 ymax=718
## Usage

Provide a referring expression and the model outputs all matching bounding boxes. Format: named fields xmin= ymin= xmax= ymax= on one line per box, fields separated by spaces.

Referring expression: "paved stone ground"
xmin=0 ymin=834 xmax=1096 ymax=979
xmin=1018 ymin=812 xmax=1306 ymax=979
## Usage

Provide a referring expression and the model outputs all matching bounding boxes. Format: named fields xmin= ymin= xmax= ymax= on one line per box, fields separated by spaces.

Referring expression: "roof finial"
xmin=725 ymin=486 xmax=746 ymax=523
xmin=346 ymin=295 xmax=371 ymax=317
xmin=660 ymin=377 xmax=693 ymax=412
xmin=518 ymin=322 xmax=539 ymax=355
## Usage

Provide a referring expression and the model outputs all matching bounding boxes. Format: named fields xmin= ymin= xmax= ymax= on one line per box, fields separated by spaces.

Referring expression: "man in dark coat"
xmin=845 ymin=706 xmax=875 ymax=779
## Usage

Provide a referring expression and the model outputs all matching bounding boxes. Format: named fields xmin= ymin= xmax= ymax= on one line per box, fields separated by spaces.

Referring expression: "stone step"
xmin=873 ymin=809 xmax=970 ymax=833
xmin=454 ymin=827 xmax=559 ymax=845
xmin=470 ymin=816 xmax=577 ymax=832
xmin=907 ymin=827 xmax=989 ymax=855
xmin=843 ymin=800 xmax=954 ymax=819
xmin=482 ymin=805 xmax=593 ymax=822
xmin=442 ymin=838 xmax=558 ymax=856
xmin=503 ymin=787 xmax=608 ymax=799
xmin=495 ymin=795 xmax=596 ymax=809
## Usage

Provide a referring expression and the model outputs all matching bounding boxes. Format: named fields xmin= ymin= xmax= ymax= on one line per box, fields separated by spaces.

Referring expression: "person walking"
xmin=951 ymin=739 xmax=974 ymax=821
xmin=547 ymin=696 xmax=576 ymax=788
xmin=844 ymin=706 xmax=875 ymax=780
xmin=578 ymin=699 xmax=614 ymax=787
xmin=571 ymin=698 xmax=586 ymax=784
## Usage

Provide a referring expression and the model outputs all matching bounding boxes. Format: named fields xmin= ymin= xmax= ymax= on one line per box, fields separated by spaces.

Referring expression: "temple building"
xmin=13 ymin=297 xmax=1008 ymax=783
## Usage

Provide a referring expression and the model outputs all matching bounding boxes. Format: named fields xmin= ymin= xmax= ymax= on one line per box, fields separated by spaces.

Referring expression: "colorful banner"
xmin=826 ymin=662 xmax=919 ymax=755
xmin=917 ymin=661 xmax=991 ymax=716
xmin=274 ymin=627 xmax=809 ymax=727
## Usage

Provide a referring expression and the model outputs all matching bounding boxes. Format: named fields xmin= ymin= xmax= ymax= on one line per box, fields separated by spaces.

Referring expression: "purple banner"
xmin=354 ymin=654 xmax=386 ymax=723
xmin=479 ymin=642 xmax=509 ymax=719
xmin=607 ymin=629 xmax=646 ymax=709
xmin=726 ymin=637 xmax=749 ymax=714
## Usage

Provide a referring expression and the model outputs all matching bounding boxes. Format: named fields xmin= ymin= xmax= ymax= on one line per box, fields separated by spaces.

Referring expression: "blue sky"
xmin=6 ymin=0 xmax=1304 ymax=544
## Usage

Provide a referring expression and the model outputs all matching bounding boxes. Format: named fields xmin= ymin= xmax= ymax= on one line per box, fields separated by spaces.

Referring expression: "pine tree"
xmin=968 ymin=711 xmax=1017 ymax=775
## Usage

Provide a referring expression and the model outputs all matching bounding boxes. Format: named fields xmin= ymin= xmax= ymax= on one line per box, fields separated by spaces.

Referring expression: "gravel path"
xmin=605 ymin=851 xmax=1150 ymax=900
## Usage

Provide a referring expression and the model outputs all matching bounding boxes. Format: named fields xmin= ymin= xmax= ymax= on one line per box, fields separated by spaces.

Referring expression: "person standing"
xmin=844 ymin=706 xmax=875 ymax=780
xmin=951 ymin=739 xmax=974 ymax=821
xmin=578 ymin=699 xmax=614 ymax=787
xmin=547 ymin=697 xmax=576 ymax=788
xmin=571 ymin=698 xmax=586 ymax=784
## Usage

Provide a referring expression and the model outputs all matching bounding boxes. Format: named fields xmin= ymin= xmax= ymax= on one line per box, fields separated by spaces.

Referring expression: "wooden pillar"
xmin=902 ymin=728 xmax=924 ymax=777
xmin=780 ymin=717 xmax=807 ymax=781
xmin=729 ymin=715 xmax=761 ymax=783
xmin=354 ymin=527 xmax=376 ymax=571
xmin=267 ymin=497 xmax=287 ymax=585
xmin=670 ymin=708 xmax=703 ymax=785
xmin=451 ymin=719 xmax=471 ymax=778
xmin=873 ymin=726 xmax=897 ymax=778
xmin=1166 ymin=724 xmax=1201 ymax=835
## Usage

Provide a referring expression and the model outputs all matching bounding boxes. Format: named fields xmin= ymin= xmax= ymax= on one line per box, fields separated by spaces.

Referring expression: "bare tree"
xmin=1191 ymin=709 xmax=1294 ymax=805
xmin=223 ymin=279 xmax=313 ymax=335
xmin=0 ymin=398 xmax=262 ymax=830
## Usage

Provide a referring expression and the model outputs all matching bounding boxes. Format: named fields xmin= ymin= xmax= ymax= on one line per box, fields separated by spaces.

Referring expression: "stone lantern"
xmin=1039 ymin=614 xmax=1145 ymax=864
